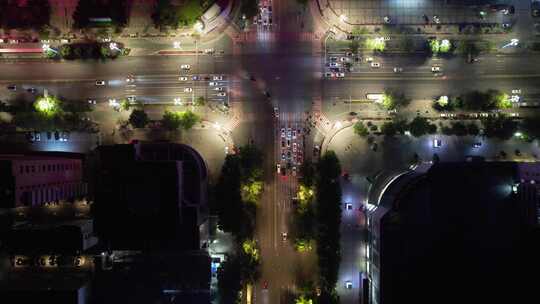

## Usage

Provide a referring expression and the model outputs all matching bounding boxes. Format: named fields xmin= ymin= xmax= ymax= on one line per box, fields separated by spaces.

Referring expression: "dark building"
xmin=365 ymin=161 xmax=540 ymax=304
xmin=94 ymin=142 xmax=209 ymax=250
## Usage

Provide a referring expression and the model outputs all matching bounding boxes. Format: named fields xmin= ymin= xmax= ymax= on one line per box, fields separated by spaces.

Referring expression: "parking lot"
xmin=328 ymin=0 xmax=506 ymax=25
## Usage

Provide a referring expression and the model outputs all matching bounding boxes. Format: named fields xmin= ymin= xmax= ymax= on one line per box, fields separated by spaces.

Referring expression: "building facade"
xmin=0 ymin=154 xmax=87 ymax=208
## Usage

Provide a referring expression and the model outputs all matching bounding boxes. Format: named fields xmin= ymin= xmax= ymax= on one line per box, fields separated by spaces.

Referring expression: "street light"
xmin=173 ymin=41 xmax=181 ymax=49
xmin=340 ymin=14 xmax=348 ymax=22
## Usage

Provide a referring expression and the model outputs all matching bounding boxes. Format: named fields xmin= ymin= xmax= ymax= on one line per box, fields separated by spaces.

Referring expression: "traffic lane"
xmin=0 ymin=55 xmax=236 ymax=82
xmin=322 ymin=76 xmax=540 ymax=100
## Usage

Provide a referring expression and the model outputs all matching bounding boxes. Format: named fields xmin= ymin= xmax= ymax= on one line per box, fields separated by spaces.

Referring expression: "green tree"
xmin=467 ymin=123 xmax=480 ymax=136
xmin=178 ymin=110 xmax=200 ymax=130
xmin=353 ymin=121 xmax=369 ymax=137
xmin=217 ymin=254 xmax=242 ymax=304
xmin=196 ymin=96 xmax=206 ymax=106
xmin=59 ymin=45 xmax=72 ymax=58
xmin=381 ymin=121 xmax=397 ymax=136
xmin=382 ymin=90 xmax=410 ymax=110
xmin=120 ymin=99 xmax=131 ymax=111
xmin=99 ymin=45 xmax=110 ymax=58
xmin=128 ymin=109 xmax=149 ymax=128
xmin=408 ymin=117 xmax=436 ymax=137
xmin=161 ymin=110 xmax=181 ymax=131
xmin=350 ymin=40 xmax=360 ymax=54
xmin=450 ymin=121 xmax=468 ymax=136
xmin=482 ymin=116 xmax=518 ymax=140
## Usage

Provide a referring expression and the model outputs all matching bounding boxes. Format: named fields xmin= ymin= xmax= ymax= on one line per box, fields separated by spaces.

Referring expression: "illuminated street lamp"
xmin=173 ymin=41 xmax=181 ymax=49
xmin=194 ymin=21 xmax=204 ymax=33
xmin=340 ymin=14 xmax=348 ymax=22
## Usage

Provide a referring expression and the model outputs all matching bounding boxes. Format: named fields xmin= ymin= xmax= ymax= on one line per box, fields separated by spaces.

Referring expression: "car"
xmin=225 ymin=146 xmax=229 ymax=154
xmin=126 ymin=75 xmax=134 ymax=82
xmin=46 ymin=131 xmax=52 ymax=140
xmin=184 ymin=87 xmax=193 ymax=93
xmin=7 ymin=85 xmax=17 ymax=91
xmin=345 ymin=281 xmax=353 ymax=289
xmin=473 ymin=142 xmax=482 ymax=148
xmin=287 ymin=139 xmax=291 ymax=147
xmin=346 ymin=203 xmax=353 ymax=210
xmin=502 ymin=23 xmax=511 ymax=29
xmin=292 ymin=166 xmax=297 ymax=176
xmin=510 ymin=112 xmax=520 ymax=117
xmin=293 ymin=142 xmax=297 ymax=152
xmin=339 ymin=57 xmax=348 ymax=62
xmin=95 ymin=80 xmax=105 ymax=86
xmin=511 ymin=89 xmax=521 ymax=94
xmin=192 ymin=75 xmax=200 ymax=81
xmin=324 ymin=72 xmax=334 ymax=78
xmin=329 ymin=62 xmax=340 ymax=68
xmin=26 ymin=132 xmax=35 ymax=142
xmin=213 ymin=75 xmax=223 ymax=81
xmin=281 ymin=140 xmax=285 ymax=148
xmin=282 ymin=232 xmax=287 ymax=241
xmin=329 ymin=56 xmax=338 ymax=62
xmin=34 ymin=132 xmax=41 ymax=141
xmin=209 ymin=82 xmax=218 ymax=86
xmin=365 ymin=57 xmax=374 ymax=62
xmin=127 ymin=96 xmax=136 ymax=102
xmin=371 ymin=62 xmax=381 ymax=68
xmin=336 ymin=72 xmax=345 ymax=78
xmin=292 ymin=129 xmax=297 ymax=139
xmin=204 ymin=48 xmax=214 ymax=54
xmin=264 ymin=91 xmax=271 ymax=98
xmin=384 ymin=15 xmax=391 ymax=23
xmin=27 ymin=87 xmax=37 ymax=94
xmin=274 ymin=107 xmax=279 ymax=118
xmin=287 ymin=151 xmax=292 ymax=159
xmin=281 ymin=128 xmax=285 ymax=138
xmin=88 ymin=99 xmax=96 ymax=104
xmin=214 ymin=87 xmax=224 ymax=91
xmin=346 ymin=52 xmax=353 ymax=56
xmin=433 ymin=139 xmax=442 ymax=148
xmin=276 ymin=163 xmax=281 ymax=174
xmin=60 ymin=131 xmax=70 ymax=142
xmin=54 ymin=131 xmax=60 ymax=141
xmin=281 ymin=153 xmax=286 ymax=161
xmin=431 ymin=66 xmax=441 ymax=72
xmin=393 ymin=67 xmax=403 ymax=73
xmin=217 ymin=92 xmax=227 ymax=97
xmin=179 ymin=76 xmax=188 ymax=81
xmin=180 ymin=64 xmax=191 ymax=70
xmin=510 ymin=95 xmax=520 ymax=103
xmin=433 ymin=15 xmax=440 ymax=24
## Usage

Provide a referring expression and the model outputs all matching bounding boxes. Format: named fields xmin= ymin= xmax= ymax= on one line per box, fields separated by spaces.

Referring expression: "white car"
xmin=292 ymin=166 xmax=297 ymax=176
xmin=217 ymin=92 xmax=226 ymax=97
xmin=126 ymin=76 xmax=134 ymax=83
xmin=365 ymin=57 xmax=374 ymax=62
xmin=393 ymin=67 xmax=403 ymax=73
xmin=276 ymin=163 xmax=281 ymax=174
xmin=431 ymin=66 xmax=441 ymax=72
xmin=184 ymin=87 xmax=193 ymax=93
xmin=127 ymin=96 xmax=137 ymax=102
xmin=180 ymin=64 xmax=191 ymax=70
xmin=336 ymin=72 xmax=345 ymax=78
xmin=329 ymin=62 xmax=340 ymax=67
xmin=324 ymin=72 xmax=334 ymax=78
xmin=214 ymin=87 xmax=224 ymax=91
xmin=274 ymin=107 xmax=279 ymax=118
xmin=88 ymin=99 xmax=97 ymax=104
xmin=95 ymin=80 xmax=105 ymax=86
xmin=339 ymin=57 xmax=348 ymax=62
xmin=433 ymin=139 xmax=442 ymax=148
xmin=209 ymin=82 xmax=218 ymax=86
xmin=179 ymin=76 xmax=188 ymax=81
xmin=293 ymin=142 xmax=297 ymax=152
xmin=371 ymin=62 xmax=381 ymax=68
xmin=213 ymin=75 xmax=223 ymax=81
xmin=511 ymin=89 xmax=521 ymax=94
xmin=510 ymin=95 xmax=520 ymax=103
xmin=281 ymin=128 xmax=285 ymax=138
xmin=204 ymin=48 xmax=214 ymax=54
xmin=510 ymin=112 xmax=520 ymax=117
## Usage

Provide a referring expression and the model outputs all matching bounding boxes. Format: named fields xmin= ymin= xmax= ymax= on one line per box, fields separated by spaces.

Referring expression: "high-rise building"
xmin=365 ymin=161 xmax=540 ymax=304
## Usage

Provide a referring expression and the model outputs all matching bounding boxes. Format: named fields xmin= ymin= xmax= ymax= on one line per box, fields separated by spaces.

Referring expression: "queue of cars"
xmin=277 ymin=125 xmax=303 ymax=176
